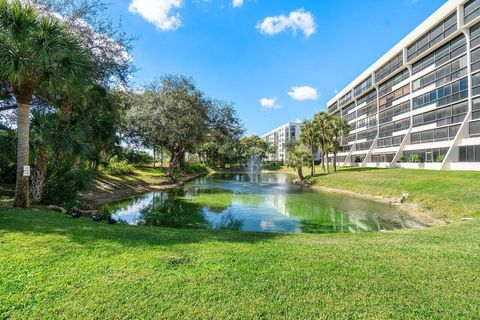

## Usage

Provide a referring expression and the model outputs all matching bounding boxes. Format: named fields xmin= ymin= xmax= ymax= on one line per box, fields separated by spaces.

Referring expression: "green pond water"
xmin=99 ymin=173 xmax=422 ymax=234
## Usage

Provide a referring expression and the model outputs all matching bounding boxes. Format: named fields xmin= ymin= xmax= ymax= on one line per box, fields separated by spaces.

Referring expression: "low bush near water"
xmin=106 ymin=156 xmax=135 ymax=176
xmin=182 ymin=162 xmax=209 ymax=174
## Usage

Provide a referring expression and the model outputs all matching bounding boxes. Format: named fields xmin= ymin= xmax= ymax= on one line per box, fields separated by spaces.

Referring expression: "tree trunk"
xmin=160 ymin=147 xmax=164 ymax=168
xmin=13 ymin=97 xmax=33 ymax=208
xmin=60 ymin=97 xmax=73 ymax=120
xmin=30 ymin=142 xmax=48 ymax=202
xmin=153 ymin=146 xmax=156 ymax=168
xmin=311 ymin=145 xmax=315 ymax=176
xmin=333 ymin=152 xmax=337 ymax=173
xmin=297 ymin=167 xmax=304 ymax=181
xmin=325 ymin=149 xmax=330 ymax=174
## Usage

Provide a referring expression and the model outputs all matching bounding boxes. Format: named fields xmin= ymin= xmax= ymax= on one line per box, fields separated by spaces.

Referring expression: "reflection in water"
xmin=100 ymin=173 xmax=423 ymax=234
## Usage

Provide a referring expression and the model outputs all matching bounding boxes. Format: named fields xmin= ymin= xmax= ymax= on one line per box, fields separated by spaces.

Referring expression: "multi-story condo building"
xmin=327 ymin=0 xmax=480 ymax=170
xmin=261 ymin=121 xmax=301 ymax=162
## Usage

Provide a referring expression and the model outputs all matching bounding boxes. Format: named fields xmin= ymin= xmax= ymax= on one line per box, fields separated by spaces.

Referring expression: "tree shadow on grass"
xmin=307 ymin=167 xmax=383 ymax=179
xmin=0 ymin=206 xmax=282 ymax=249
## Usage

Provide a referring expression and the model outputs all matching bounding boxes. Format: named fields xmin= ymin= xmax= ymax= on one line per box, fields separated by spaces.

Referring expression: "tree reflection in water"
xmin=99 ymin=173 xmax=421 ymax=234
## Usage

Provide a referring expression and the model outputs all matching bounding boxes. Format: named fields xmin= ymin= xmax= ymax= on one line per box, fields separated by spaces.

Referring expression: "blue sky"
xmin=107 ymin=0 xmax=446 ymax=135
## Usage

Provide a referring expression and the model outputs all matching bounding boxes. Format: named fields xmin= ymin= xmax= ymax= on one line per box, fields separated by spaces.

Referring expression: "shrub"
xmin=124 ymin=149 xmax=153 ymax=166
xmin=263 ymin=161 xmax=283 ymax=170
xmin=436 ymin=154 xmax=445 ymax=163
xmin=182 ymin=162 xmax=209 ymax=174
xmin=409 ymin=154 xmax=423 ymax=163
xmin=106 ymin=156 xmax=135 ymax=175
xmin=43 ymin=161 xmax=94 ymax=209
xmin=399 ymin=156 xmax=406 ymax=163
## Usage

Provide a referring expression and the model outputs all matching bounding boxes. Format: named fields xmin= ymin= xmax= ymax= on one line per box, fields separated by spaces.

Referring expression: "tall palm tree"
xmin=300 ymin=120 xmax=318 ymax=176
xmin=329 ymin=116 xmax=351 ymax=173
xmin=314 ymin=112 xmax=334 ymax=173
xmin=0 ymin=0 xmax=91 ymax=207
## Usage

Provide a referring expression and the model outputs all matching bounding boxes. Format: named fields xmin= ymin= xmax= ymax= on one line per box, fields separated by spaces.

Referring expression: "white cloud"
xmin=232 ymin=0 xmax=243 ymax=8
xmin=129 ymin=0 xmax=183 ymax=31
xmin=288 ymin=86 xmax=319 ymax=101
xmin=260 ymin=97 xmax=281 ymax=109
xmin=256 ymin=9 xmax=316 ymax=38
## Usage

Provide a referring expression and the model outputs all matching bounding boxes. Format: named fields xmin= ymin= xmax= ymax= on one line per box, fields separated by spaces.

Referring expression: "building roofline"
xmin=327 ymin=0 xmax=464 ymax=107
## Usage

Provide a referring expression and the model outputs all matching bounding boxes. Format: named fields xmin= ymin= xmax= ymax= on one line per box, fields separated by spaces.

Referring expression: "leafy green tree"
xmin=0 ymin=0 xmax=92 ymax=207
xmin=329 ymin=116 xmax=350 ymax=172
xmin=125 ymin=76 xmax=210 ymax=178
xmin=285 ymin=145 xmax=310 ymax=181
xmin=300 ymin=120 xmax=319 ymax=176
xmin=240 ymin=135 xmax=273 ymax=164
xmin=201 ymin=100 xmax=244 ymax=168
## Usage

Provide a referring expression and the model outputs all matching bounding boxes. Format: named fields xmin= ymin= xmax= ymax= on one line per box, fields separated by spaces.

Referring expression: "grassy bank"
xmin=0 ymin=207 xmax=479 ymax=319
xmin=1 ymin=167 xmax=480 ymax=319
xmin=281 ymin=166 xmax=480 ymax=220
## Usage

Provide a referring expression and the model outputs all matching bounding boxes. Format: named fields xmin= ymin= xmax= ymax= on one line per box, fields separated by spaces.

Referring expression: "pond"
xmin=99 ymin=173 xmax=422 ymax=234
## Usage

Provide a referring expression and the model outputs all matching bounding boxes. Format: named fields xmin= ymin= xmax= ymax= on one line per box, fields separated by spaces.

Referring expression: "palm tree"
xmin=285 ymin=145 xmax=310 ymax=181
xmin=300 ymin=120 xmax=319 ymax=176
xmin=0 ymin=0 xmax=91 ymax=207
xmin=329 ymin=116 xmax=351 ymax=173
xmin=314 ymin=112 xmax=334 ymax=173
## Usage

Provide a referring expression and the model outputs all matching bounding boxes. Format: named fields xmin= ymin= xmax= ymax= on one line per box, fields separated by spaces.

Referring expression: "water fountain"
xmin=247 ymin=151 xmax=262 ymax=183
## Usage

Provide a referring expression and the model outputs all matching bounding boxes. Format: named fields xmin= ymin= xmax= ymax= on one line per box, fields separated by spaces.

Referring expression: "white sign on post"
xmin=23 ymin=165 xmax=31 ymax=177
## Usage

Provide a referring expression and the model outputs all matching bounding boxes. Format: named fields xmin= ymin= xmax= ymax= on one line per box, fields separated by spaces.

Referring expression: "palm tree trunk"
xmin=30 ymin=142 xmax=48 ymax=202
xmin=13 ymin=100 xmax=32 ymax=208
xmin=311 ymin=145 xmax=315 ymax=176
xmin=325 ymin=148 xmax=330 ymax=173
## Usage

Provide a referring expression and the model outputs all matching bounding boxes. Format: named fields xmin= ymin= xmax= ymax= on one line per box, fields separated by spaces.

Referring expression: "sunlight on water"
xmin=99 ymin=173 xmax=423 ymax=234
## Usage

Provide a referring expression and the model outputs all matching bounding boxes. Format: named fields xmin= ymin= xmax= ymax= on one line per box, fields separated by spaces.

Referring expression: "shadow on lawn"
xmin=0 ymin=207 xmax=282 ymax=248
xmin=308 ymin=167 xmax=382 ymax=179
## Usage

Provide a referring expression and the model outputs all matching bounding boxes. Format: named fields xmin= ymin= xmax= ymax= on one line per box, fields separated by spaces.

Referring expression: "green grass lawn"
xmin=283 ymin=166 xmax=480 ymax=220
xmin=89 ymin=167 xmax=171 ymax=194
xmin=1 ymin=168 xmax=480 ymax=319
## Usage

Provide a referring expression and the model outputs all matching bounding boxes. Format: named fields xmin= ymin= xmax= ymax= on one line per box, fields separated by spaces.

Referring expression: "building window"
xmin=378 ymin=101 xmax=410 ymax=125
xmin=412 ymin=101 xmax=468 ymax=128
xmin=379 ymin=119 xmax=410 ymax=138
xmin=354 ymin=76 xmax=373 ymax=97
xmin=372 ymin=153 xmax=395 ymax=163
xmin=412 ymin=35 xmax=466 ymax=75
xmin=339 ymin=91 xmax=352 ymax=107
xmin=357 ymin=128 xmax=377 ymax=141
xmin=407 ymin=12 xmax=457 ymax=62
xmin=374 ymin=52 xmax=403 ymax=84
xmin=459 ymin=145 xmax=480 ymax=162
xmin=379 ymin=84 xmax=410 ymax=111
xmin=473 ymin=98 xmax=480 ymax=120
xmin=412 ymin=77 xmax=468 ymax=110
xmin=328 ymin=102 xmax=338 ymax=113
xmin=377 ymin=135 xmax=404 ymax=149
xmin=357 ymin=101 xmax=377 ymax=117
xmin=471 ymin=22 xmax=480 ymax=49
xmin=352 ymin=155 xmax=366 ymax=163
xmin=470 ymin=120 xmax=480 ymax=136
xmin=412 ymin=55 xmax=467 ymax=92
xmin=410 ymin=125 xmax=460 ymax=144
xmin=472 ymin=73 xmax=480 ymax=97
xmin=465 ymin=0 xmax=480 ymax=25
xmin=403 ymin=148 xmax=449 ymax=163
xmin=356 ymin=141 xmax=373 ymax=151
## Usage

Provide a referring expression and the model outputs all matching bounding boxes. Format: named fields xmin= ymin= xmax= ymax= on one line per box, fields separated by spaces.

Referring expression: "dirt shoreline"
xmin=81 ymin=173 xmax=205 ymax=209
